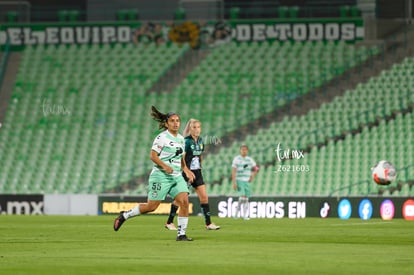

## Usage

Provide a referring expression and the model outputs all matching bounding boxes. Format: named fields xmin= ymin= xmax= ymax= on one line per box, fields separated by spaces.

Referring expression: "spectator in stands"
xmin=133 ymin=22 xmax=165 ymax=45
xmin=232 ymin=145 xmax=259 ymax=220
xmin=113 ymin=106 xmax=195 ymax=241
xmin=165 ymin=119 xmax=221 ymax=231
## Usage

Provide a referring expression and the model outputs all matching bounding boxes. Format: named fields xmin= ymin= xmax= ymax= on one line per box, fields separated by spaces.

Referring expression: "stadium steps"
xmin=206 ymin=104 xmax=414 ymax=196
xmin=147 ymin=48 xmax=210 ymax=93
xmin=201 ymin=53 xmax=414 ymax=195
xmin=117 ymin=41 xmax=379 ymax=194
xmin=204 ymin=46 xmax=388 ymax=155
xmin=167 ymin=40 xmax=379 ymax=138
xmin=206 ymin=26 xmax=414 ymax=156
xmin=277 ymin=110 xmax=414 ymax=196
xmin=0 ymin=52 xmax=21 ymax=124
xmin=0 ymin=39 xmax=403 ymax=195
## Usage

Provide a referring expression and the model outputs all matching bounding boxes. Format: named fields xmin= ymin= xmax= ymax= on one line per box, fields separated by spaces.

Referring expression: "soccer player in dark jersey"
xmin=165 ymin=119 xmax=220 ymax=230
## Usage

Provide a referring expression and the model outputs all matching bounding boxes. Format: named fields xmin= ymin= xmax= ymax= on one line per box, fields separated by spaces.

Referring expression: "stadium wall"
xmin=44 ymin=194 xmax=98 ymax=215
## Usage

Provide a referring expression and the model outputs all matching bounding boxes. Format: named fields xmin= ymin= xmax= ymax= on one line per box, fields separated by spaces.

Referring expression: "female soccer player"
xmin=232 ymin=145 xmax=259 ymax=220
xmin=113 ymin=106 xmax=195 ymax=241
xmin=165 ymin=119 xmax=220 ymax=230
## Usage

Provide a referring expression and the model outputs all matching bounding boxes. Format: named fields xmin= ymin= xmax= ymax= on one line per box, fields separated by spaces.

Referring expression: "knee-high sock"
xmin=243 ymin=198 xmax=249 ymax=218
xmin=236 ymin=197 xmax=243 ymax=218
xmin=123 ymin=205 xmax=140 ymax=219
xmin=167 ymin=204 xmax=179 ymax=224
xmin=201 ymin=203 xmax=212 ymax=225
xmin=177 ymin=216 xmax=188 ymax=236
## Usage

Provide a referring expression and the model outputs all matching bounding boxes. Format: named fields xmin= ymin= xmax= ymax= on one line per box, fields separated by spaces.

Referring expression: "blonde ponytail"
xmin=183 ymin=118 xmax=201 ymax=137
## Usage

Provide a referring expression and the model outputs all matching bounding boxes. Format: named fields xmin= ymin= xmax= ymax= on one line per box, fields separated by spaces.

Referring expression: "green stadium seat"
xmin=0 ymin=36 xmax=395 ymax=196
xmin=340 ymin=6 xmax=350 ymax=17
xmin=67 ymin=10 xmax=80 ymax=22
xmin=57 ymin=10 xmax=69 ymax=22
xmin=277 ymin=6 xmax=289 ymax=18
xmin=229 ymin=7 xmax=240 ymax=20
xmin=289 ymin=6 xmax=299 ymax=18
xmin=174 ymin=7 xmax=186 ymax=20
xmin=6 ymin=11 xmax=19 ymax=23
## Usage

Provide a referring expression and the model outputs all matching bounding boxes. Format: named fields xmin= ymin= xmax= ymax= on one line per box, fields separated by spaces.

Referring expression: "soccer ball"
xmin=372 ymin=160 xmax=397 ymax=185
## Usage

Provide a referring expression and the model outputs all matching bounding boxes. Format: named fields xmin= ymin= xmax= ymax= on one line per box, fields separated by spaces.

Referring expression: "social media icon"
xmin=320 ymin=202 xmax=330 ymax=218
xmin=338 ymin=199 xmax=352 ymax=219
xmin=358 ymin=199 xmax=373 ymax=220
xmin=380 ymin=200 xmax=395 ymax=220
xmin=402 ymin=200 xmax=414 ymax=220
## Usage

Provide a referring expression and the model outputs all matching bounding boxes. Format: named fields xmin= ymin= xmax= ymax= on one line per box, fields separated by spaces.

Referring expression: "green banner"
xmin=0 ymin=18 xmax=364 ymax=50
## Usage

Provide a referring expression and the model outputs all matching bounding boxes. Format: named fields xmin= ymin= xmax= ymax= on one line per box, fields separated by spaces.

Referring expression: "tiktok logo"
xmin=319 ymin=202 xmax=330 ymax=218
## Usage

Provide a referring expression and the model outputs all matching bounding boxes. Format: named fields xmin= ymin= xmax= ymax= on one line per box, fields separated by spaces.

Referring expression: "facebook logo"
xmin=358 ymin=199 xmax=373 ymax=220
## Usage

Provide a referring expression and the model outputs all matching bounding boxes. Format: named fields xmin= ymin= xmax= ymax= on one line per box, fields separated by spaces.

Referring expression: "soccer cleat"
xmin=176 ymin=235 xmax=193 ymax=241
xmin=206 ymin=223 xmax=221 ymax=230
xmin=113 ymin=211 xmax=126 ymax=231
xmin=165 ymin=223 xmax=178 ymax=231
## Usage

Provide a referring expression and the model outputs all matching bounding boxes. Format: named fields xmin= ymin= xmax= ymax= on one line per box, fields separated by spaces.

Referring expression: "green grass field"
xmin=0 ymin=215 xmax=413 ymax=274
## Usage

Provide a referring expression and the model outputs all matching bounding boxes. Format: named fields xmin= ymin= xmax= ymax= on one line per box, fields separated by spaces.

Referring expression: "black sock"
xmin=167 ymin=204 xmax=179 ymax=224
xmin=201 ymin=203 xmax=212 ymax=225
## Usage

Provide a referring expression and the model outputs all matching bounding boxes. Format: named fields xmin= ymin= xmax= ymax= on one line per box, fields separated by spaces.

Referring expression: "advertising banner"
xmin=0 ymin=194 xmax=44 ymax=215
xmin=216 ymin=196 xmax=413 ymax=220
xmin=99 ymin=195 xmax=413 ymax=220
xmin=1 ymin=194 xmax=412 ymax=219
xmin=99 ymin=195 xmax=197 ymax=215
xmin=0 ymin=18 xmax=364 ymax=50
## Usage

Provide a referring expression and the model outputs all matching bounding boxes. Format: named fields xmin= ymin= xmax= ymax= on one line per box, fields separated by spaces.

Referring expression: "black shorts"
xmin=182 ymin=169 xmax=204 ymax=188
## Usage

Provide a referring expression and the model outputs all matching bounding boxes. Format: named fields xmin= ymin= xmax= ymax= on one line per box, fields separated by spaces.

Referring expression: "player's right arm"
xmin=150 ymin=150 xmax=173 ymax=174
xmin=231 ymin=167 xmax=237 ymax=190
xmin=231 ymin=158 xmax=237 ymax=190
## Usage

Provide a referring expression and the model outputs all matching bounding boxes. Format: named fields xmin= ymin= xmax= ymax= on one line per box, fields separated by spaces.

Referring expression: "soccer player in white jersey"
xmin=231 ymin=145 xmax=259 ymax=220
xmin=113 ymin=106 xmax=195 ymax=241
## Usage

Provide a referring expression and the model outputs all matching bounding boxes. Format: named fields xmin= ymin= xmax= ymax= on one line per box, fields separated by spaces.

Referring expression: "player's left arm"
xmin=249 ymin=160 xmax=259 ymax=182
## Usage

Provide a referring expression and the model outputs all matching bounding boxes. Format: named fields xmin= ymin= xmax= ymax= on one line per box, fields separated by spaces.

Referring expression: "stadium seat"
xmin=0 ymin=38 xmax=389 ymax=195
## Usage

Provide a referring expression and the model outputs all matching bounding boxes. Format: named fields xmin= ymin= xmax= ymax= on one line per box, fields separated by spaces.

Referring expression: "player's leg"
xmin=170 ymin=176 xmax=193 ymax=241
xmin=242 ymin=183 xmax=251 ymax=220
xmin=113 ymin=200 xmax=161 ymax=231
xmin=165 ymin=200 xmax=179 ymax=230
xmin=236 ymin=181 xmax=250 ymax=220
xmin=242 ymin=196 xmax=249 ymax=220
xmin=114 ymin=173 xmax=170 ymax=231
xmin=235 ymin=180 xmax=244 ymax=218
xmin=194 ymin=184 xmax=220 ymax=230
xmin=174 ymin=192 xmax=192 ymax=240
xmin=238 ymin=196 xmax=246 ymax=219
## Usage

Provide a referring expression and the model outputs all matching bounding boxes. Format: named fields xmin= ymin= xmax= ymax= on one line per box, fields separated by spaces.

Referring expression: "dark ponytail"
xmin=150 ymin=106 xmax=178 ymax=130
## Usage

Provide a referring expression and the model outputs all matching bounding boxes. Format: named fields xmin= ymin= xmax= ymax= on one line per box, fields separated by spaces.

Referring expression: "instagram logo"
xmin=380 ymin=200 xmax=395 ymax=220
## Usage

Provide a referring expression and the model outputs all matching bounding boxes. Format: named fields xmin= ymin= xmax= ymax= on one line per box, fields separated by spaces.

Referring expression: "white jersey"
xmin=151 ymin=130 xmax=185 ymax=177
xmin=232 ymin=155 xmax=257 ymax=182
